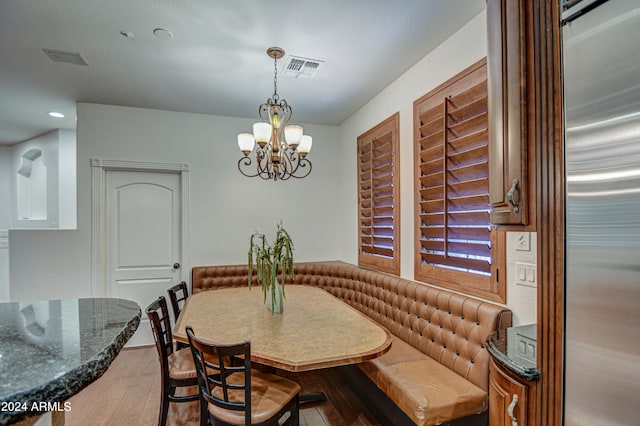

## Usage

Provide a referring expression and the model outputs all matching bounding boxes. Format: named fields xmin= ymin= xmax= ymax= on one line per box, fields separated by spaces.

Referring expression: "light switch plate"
xmin=515 ymin=262 xmax=537 ymax=288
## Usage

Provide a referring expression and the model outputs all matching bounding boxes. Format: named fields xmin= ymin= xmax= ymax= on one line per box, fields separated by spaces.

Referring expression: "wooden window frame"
xmin=413 ymin=59 xmax=504 ymax=302
xmin=357 ymin=112 xmax=400 ymax=275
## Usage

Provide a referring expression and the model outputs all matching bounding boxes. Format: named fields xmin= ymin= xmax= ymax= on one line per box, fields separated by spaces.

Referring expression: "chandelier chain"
xmin=272 ymin=56 xmax=279 ymax=101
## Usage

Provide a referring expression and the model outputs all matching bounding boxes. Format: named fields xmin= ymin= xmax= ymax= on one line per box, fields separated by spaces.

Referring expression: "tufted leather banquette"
xmin=192 ymin=261 xmax=511 ymax=426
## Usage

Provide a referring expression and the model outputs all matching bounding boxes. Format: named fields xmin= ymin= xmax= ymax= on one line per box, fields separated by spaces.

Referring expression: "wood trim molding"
xmin=357 ymin=112 xmax=401 ymax=275
xmin=89 ymin=158 xmax=190 ymax=172
xmin=90 ymin=163 xmax=104 ymax=297
xmin=529 ymin=1 xmax=564 ymax=425
xmin=413 ymin=58 xmax=503 ymax=302
xmin=180 ymin=169 xmax=191 ymax=292
xmin=90 ymin=158 xmax=191 ymax=296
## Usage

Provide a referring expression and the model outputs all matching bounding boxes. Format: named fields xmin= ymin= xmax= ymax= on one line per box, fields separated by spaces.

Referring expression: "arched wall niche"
xmin=16 ymin=148 xmax=47 ymax=220
xmin=17 ymin=148 xmax=43 ymax=177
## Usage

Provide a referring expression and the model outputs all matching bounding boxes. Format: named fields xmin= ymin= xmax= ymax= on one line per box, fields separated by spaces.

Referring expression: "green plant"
xmin=247 ymin=222 xmax=295 ymax=310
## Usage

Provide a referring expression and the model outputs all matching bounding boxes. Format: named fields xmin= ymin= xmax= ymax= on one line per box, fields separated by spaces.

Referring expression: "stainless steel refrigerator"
xmin=563 ymin=0 xmax=640 ymax=424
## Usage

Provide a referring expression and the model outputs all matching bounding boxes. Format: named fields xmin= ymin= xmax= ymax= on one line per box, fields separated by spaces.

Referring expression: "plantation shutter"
xmin=358 ymin=113 xmax=400 ymax=275
xmin=414 ymin=59 xmax=497 ymax=297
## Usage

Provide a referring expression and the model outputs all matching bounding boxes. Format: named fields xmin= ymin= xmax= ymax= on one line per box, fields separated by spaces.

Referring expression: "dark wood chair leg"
xmin=199 ymin=395 xmax=208 ymax=426
xmin=158 ymin=383 xmax=171 ymax=426
xmin=291 ymin=396 xmax=300 ymax=426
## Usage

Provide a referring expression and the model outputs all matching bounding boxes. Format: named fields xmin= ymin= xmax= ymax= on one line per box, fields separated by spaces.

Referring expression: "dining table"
xmin=173 ymin=285 xmax=392 ymax=402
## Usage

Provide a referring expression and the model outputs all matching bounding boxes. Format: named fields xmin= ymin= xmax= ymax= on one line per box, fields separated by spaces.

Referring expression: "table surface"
xmin=0 ymin=298 xmax=141 ymax=424
xmin=174 ymin=285 xmax=392 ymax=372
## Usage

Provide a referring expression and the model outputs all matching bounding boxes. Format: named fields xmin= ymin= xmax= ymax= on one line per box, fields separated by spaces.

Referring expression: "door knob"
xmin=173 ymin=263 xmax=180 ymax=270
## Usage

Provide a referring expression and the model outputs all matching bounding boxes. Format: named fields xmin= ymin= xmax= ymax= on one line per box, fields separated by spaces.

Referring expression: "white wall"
xmin=0 ymin=147 xmax=10 ymax=232
xmin=9 ymin=228 xmax=88 ymax=299
xmin=6 ymin=130 xmax=77 ymax=300
xmin=0 ymin=146 xmax=10 ymax=301
xmin=0 ymin=147 xmax=10 ymax=227
xmin=336 ymin=11 xmax=537 ymax=323
xmin=57 ymin=129 xmax=77 ymax=229
xmin=9 ymin=104 xmax=346 ymax=300
xmin=506 ymin=232 xmax=537 ymax=326
xmin=338 ymin=12 xmax=488 ymax=280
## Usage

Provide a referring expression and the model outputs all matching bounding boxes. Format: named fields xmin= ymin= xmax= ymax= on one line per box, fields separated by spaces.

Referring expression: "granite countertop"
xmin=0 ymin=298 xmax=141 ymax=424
xmin=487 ymin=324 xmax=541 ymax=381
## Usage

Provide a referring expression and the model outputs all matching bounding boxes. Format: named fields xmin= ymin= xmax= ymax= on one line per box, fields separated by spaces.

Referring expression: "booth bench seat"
xmin=192 ymin=261 xmax=511 ymax=426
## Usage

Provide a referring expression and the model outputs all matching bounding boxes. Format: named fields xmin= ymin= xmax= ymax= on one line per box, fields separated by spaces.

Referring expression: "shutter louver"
xmin=358 ymin=113 xmax=400 ymax=275
xmin=414 ymin=59 xmax=496 ymax=295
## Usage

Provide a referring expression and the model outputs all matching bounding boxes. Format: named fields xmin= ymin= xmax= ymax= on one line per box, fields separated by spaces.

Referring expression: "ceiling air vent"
xmin=43 ymin=49 xmax=90 ymax=66
xmin=282 ymin=55 xmax=323 ymax=78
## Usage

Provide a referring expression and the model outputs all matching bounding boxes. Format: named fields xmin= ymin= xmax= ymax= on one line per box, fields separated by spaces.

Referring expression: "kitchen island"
xmin=0 ymin=298 xmax=140 ymax=425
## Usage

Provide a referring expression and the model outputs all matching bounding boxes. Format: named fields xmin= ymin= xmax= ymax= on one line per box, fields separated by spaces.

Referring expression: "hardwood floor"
xmin=66 ymin=347 xmax=381 ymax=426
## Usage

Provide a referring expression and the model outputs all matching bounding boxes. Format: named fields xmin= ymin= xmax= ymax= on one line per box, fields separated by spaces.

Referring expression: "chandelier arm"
xmin=289 ymin=153 xmax=312 ymax=179
xmin=258 ymin=103 xmax=267 ymax=123
xmin=276 ymin=147 xmax=295 ymax=181
xmin=254 ymin=149 xmax=271 ymax=180
xmin=237 ymin=156 xmax=261 ymax=178
xmin=278 ymin=100 xmax=292 ymax=128
xmin=287 ymin=150 xmax=300 ymax=177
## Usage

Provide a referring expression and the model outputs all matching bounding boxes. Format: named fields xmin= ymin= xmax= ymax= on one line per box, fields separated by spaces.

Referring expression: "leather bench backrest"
xmin=191 ymin=261 xmax=511 ymax=391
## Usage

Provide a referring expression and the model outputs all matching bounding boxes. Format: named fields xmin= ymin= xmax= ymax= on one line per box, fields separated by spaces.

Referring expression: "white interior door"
xmin=106 ymin=170 xmax=182 ymax=346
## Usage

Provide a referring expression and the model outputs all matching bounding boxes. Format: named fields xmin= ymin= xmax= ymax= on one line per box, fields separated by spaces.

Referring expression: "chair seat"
xmin=208 ymin=370 xmax=301 ymax=425
xmin=168 ymin=348 xmax=198 ymax=380
xmin=168 ymin=348 xmax=222 ymax=380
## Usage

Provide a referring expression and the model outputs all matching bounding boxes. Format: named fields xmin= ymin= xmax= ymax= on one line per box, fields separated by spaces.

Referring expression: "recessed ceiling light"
xmin=153 ymin=28 xmax=173 ymax=40
xmin=48 ymin=111 xmax=65 ymax=118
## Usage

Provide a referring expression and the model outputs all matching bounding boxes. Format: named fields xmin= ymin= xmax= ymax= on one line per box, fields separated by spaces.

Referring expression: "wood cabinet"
xmin=487 ymin=0 xmax=529 ymax=225
xmin=489 ymin=358 xmax=537 ymax=426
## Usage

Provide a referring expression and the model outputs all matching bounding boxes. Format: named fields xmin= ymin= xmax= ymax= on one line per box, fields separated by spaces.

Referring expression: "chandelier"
xmin=237 ymin=47 xmax=312 ymax=181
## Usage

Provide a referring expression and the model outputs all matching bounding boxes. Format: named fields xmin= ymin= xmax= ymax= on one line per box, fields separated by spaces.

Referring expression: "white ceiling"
xmin=0 ymin=0 xmax=485 ymax=145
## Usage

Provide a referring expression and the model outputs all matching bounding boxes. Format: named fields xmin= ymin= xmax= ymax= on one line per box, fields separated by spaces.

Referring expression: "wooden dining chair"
xmin=167 ymin=281 xmax=190 ymax=349
xmin=186 ymin=325 xmax=301 ymax=426
xmin=146 ymin=296 xmax=199 ymax=426
xmin=167 ymin=281 xmax=189 ymax=323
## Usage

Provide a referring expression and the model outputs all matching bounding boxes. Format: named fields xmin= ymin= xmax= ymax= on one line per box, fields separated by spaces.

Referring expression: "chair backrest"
xmin=186 ymin=326 xmax=252 ymax=425
xmin=146 ymin=296 xmax=176 ymax=376
xmin=167 ymin=281 xmax=189 ymax=323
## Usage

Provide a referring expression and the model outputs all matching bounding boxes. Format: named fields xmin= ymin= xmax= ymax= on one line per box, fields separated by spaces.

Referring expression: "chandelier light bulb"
xmin=237 ymin=133 xmax=256 ymax=155
xmin=253 ymin=122 xmax=272 ymax=148
xmin=297 ymin=135 xmax=313 ymax=156
xmin=284 ymin=125 xmax=304 ymax=148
